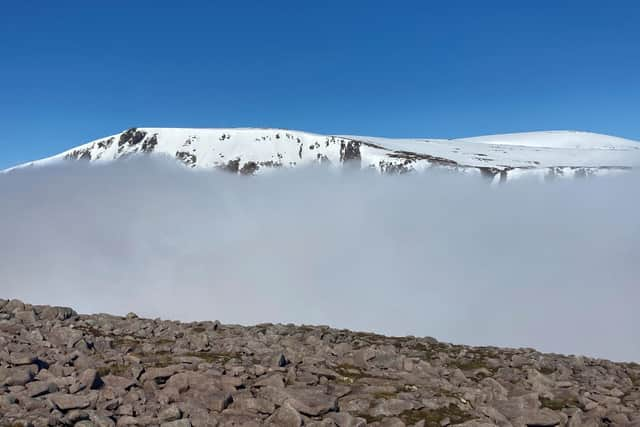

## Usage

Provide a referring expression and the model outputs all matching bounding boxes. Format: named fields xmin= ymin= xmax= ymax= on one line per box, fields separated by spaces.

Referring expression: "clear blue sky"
xmin=1 ymin=0 xmax=639 ymax=169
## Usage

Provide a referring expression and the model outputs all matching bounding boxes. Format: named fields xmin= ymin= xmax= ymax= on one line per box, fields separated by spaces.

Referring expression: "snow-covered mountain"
xmin=5 ymin=128 xmax=640 ymax=181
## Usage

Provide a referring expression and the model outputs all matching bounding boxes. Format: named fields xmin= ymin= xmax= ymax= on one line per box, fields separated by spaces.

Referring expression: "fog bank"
xmin=1 ymin=160 xmax=639 ymax=362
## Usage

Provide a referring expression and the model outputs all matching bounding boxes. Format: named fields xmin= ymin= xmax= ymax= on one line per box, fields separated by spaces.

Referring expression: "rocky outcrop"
xmin=0 ymin=298 xmax=638 ymax=426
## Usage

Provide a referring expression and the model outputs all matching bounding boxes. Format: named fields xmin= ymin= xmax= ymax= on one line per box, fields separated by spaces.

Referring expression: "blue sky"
xmin=1 ymin=0 xmax=639 ymax=169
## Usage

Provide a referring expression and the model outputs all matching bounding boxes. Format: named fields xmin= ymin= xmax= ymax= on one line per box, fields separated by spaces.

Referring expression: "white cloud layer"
xmin=1 ymin=160 xmax=639 ymax=362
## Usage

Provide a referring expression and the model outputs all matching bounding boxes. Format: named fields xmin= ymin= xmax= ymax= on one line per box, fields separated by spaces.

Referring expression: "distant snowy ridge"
xmin=5 ymin=128 xmax=640 ymax=181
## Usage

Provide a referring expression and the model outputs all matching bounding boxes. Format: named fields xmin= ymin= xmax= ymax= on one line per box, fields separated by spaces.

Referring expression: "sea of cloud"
xmin=1 ymin=159 xmax=638 ymax=361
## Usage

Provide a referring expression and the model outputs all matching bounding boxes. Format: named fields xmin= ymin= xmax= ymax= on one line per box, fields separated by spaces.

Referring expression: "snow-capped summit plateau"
xmin=5 ymin=128 xmax=640 ymax=181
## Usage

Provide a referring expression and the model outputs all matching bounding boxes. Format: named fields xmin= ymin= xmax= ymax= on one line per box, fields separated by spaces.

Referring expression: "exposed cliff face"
xmin=1 ymin=298 xmax=639 ymax=426
xmin=6 ymin=128 xmax=640 ymax=181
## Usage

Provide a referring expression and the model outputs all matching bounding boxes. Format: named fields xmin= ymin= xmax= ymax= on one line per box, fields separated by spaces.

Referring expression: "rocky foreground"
xmin=0 ymin=300 xmax=638 ymax=427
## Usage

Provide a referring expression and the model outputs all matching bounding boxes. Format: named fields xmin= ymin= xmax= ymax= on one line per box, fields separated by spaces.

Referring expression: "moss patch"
xmin=410 ymin=342 xmax=459 ymax=361
xmin=333 ymin=364 xmax=366 ymax=384
xmin=398 ymin=404 xmax=474 ymax=426
xmin=372 ymin=390 xmax=399 ymax=400
xmin=183 ymin=351 xmax=239 ymax=365
xmin=132 ymin=351 xmax=175 ymax=368
xmin=74 ymin=324 xmax=109 ymax=338
xmin=539 ymin=396 xmax=582 ymax=411
xmin=112 ymin=337 xmax=141 ymax=351
xmin=432 ymin=388 xmax=463 ymax=400
xmin=97 ymin=363 xmax=130 ymax=377
xmin=446 ymin=347 xmax=500 ymax=374
xmin=355 ymin=413 xmax=381 ymax=424
xmin=330 ymin=363 xmax=398 ymax=385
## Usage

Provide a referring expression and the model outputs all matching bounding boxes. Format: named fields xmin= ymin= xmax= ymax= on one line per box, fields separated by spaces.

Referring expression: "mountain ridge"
xmin=5 ymin=128 xmax=640 ymax=181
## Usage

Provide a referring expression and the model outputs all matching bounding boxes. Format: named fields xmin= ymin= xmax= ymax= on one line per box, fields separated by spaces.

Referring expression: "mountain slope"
xmin=5 ymin=128 xmax=640 ymax=181
xmin=1 ymin=298 xmax=640 ymax=425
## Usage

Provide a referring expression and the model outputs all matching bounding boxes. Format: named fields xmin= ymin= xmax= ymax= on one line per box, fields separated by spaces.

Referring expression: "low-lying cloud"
xmin=1 ymin=160 xmax=639 ymax=362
